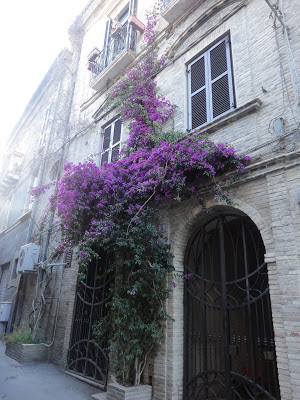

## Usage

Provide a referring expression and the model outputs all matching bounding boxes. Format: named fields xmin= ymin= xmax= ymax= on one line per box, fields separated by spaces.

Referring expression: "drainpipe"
xmin=264 ymin=0 xmax=285 ymax=26
xmin=264 ymin=0 xmax=300 ymax=121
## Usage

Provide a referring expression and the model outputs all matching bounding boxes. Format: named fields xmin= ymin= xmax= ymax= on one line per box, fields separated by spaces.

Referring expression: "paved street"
xmin=0 ymin=341 xmax=99 ymax=400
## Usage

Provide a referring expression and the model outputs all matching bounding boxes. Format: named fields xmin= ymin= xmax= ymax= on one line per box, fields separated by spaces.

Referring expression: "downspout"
xmin=264 ymin=0 xmax=285 ymax=26
xmin=264 ymin=0 xmax=300 ymax=121
xmin=279 ymin=0 xmax=300 ymax=120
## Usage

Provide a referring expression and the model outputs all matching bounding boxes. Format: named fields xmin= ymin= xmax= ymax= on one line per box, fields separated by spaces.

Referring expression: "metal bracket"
xmin=264 ymin=0 xmax=285 ymax=28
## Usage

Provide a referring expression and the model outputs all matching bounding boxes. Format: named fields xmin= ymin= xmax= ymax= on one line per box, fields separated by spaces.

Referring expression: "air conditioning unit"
xmin=17 ymin=243 xmax=40 ymax=274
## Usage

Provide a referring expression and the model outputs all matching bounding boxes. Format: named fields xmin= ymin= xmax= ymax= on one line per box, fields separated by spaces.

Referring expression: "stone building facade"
xmin=0 ymin=0 xmax=299 ymax=399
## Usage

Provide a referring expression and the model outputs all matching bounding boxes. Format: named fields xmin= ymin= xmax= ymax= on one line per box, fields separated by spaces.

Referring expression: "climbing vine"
xmin=31 ymin=8 xmax=250 ymax=386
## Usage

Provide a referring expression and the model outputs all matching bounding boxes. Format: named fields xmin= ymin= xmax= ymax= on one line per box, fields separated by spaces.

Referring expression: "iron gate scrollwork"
xmin=67 ymin=250 xmax=113 ymax=386
xmin=184 ymin=214 xmax=280 ymax=400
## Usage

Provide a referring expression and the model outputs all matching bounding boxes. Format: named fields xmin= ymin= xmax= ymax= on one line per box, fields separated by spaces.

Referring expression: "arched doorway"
xmin=184 ymin=213 xmax=280 ymax=399
xmin=67 ymin=249 xmax=113 ymax=386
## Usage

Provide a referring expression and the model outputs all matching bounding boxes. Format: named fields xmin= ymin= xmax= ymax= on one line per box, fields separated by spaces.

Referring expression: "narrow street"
xmin=0 ymin=341 xmax=98 ymax=400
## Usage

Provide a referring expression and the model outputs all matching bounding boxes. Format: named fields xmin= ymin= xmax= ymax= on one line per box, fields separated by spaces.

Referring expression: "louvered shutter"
xmin=208 ymin=37 xmax=234 ymax=119
xmin=188 ymin=55 xmax=208 ymax=130
xmin=103 ymin=18 xmax=112 ymax=67
xmin=188 ymin=35 xmax=234 ymax=130
xmin=101 ymin=151 xmax=109 ymax=164
xmin=111 ymin=145 xmax=120 ymax=162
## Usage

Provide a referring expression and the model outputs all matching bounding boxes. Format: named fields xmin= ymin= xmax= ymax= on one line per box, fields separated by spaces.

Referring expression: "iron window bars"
xmin=184 ymin=214 xmax=280 ymax=399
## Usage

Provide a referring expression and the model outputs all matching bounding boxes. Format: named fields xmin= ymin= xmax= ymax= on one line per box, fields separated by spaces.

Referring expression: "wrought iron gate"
xmin=67 ymin=251 xmax=113 ymax=386
xmin=185 ymin=214 xmax=280 ymax=399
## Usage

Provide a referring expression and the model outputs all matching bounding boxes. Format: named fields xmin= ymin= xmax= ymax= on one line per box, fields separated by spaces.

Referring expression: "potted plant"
xmin=87 ymin=48 xmax=101 ymax=71
xmin=5 ymin=326 xmax=48 ymax=364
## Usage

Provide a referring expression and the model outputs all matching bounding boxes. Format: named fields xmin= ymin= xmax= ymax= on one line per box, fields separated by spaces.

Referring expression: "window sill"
xmin=191 ymin=98 xmax=262 ymax=135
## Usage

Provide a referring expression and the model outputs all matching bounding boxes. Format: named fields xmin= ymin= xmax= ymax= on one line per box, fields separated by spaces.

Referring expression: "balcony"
xmin=0 ymin=152 xmax=23 ymax=194
xmin=89 ymin=24 xmax=138 ymax=92
xmin=161 ymin=0 xmax=202 ymax=25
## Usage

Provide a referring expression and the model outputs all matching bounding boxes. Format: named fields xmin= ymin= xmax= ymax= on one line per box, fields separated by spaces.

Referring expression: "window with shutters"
xmin=100 ymin=118 xmax=123 ymax=165
xmin=188 ymin=35 xmax=235 ymax=131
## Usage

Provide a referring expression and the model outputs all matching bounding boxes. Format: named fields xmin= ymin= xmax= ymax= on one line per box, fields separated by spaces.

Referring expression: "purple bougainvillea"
xmin=30 ymin=8 xmax=250 ymax=385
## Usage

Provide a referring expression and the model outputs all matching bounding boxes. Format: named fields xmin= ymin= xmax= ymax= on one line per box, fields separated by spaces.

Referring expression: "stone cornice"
xmin=191 ymin=98 xmax=262 ymax=135
xmin=167 ymin=0 xmax=248 ymax=59
xmin=0 ymin=210 xmax=31 ymax=238
xmin=215 ymin=148 xmax=300 ymax=192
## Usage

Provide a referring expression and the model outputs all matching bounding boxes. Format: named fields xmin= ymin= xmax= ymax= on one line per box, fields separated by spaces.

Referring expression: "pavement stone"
xmin=0 ymin=341 xmax=100 ymax=400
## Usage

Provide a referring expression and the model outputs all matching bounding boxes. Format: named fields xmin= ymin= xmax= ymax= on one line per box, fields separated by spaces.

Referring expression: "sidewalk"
xmin=0 ymin=341 xmax=99 ymax=400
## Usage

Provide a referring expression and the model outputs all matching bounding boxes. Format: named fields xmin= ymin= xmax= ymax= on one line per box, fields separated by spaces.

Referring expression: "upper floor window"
xmin=39 ymin=105 xmax=52 ymax=147
xmin=118 ymin=8 xmax=129 ymax=26
xmin=188 ymin=35 xmax=235 ymax=131
xmin=101 ymin=118 xmax=123 ymax=165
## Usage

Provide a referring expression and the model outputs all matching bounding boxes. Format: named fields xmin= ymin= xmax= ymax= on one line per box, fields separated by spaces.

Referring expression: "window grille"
xmin=188 ymin=35 xmax=235 ymax=130
xmin=101 ymin=118 xmax=123 ymax=165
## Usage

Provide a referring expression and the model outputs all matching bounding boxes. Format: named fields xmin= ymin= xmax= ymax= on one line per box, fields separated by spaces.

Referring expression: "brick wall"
xmin=5 ymin=343 xmax=48 ymax=364
xmin=1 ymin=0 xmax=300 ymax=398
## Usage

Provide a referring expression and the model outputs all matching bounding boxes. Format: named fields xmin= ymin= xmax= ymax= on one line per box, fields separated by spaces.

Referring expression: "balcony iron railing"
xmin=90 ymin=24 xmax=138 ymax=84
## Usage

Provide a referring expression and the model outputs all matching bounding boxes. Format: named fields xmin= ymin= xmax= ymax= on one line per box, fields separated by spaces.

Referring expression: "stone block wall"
xmin=42 ymin=0 xmax=300 ymax=397
xmin=153 ymin=158 xmax=300 ymax=399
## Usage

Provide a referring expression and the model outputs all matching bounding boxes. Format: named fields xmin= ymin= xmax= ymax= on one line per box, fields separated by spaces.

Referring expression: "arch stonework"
xmin=170 ymin=197 xmax=273 ymax=260
xmin=156 ymin=197 xmax=291 ymax=400
xmin=166 ymin=0 xmax=247 ymax=59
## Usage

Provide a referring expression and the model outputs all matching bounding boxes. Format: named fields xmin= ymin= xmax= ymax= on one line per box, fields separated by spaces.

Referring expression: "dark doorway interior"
xmin=184 ymin=213 xmax=280 ymax=399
